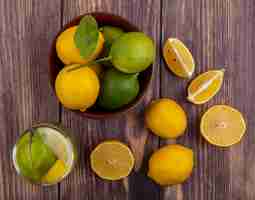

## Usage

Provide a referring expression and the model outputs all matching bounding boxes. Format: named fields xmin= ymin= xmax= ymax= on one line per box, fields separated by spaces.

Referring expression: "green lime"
xmin=109 ymin=32 xmax=155 ymax=73
xmin=98 ymin=68 xmax=140 ymax=110
xmin=102 ymin=26 xmax=124 ymax=46
xmin=101 ymin=26 xmax=124 ymax=66
xmin=15 ymin=130 xmax=57 ymax=182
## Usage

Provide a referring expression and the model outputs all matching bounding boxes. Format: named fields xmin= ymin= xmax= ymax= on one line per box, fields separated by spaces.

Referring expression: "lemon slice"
xmin=187 ymin=69 xmax=225 ymax=104
xmin=200 ymin=105 xmax=246 ymax=147
xmin=90 ymin=140 xmax=135 ymax=181
xmin=41 ymin=160 xmax=67 ymax=184
xmin=163 ymin=38 xmax=195 ymax=78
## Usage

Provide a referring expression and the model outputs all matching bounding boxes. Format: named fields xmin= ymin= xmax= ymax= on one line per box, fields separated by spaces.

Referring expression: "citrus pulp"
xmin=200 ymin=105 xmax=246 ymax=147
xmin=90 ymin=140 xmax=135 ymax=181
xmin=163 ymin=38 xmax=195 ymax=78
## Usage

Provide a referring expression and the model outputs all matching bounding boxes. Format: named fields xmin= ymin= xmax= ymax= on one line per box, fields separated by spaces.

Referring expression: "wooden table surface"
xmin=1 ymin=0 xmax=255 ymax=199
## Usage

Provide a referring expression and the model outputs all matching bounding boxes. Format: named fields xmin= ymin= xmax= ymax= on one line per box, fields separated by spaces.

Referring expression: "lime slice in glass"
xmin=37 ymin=127 xmax=74 ymax=172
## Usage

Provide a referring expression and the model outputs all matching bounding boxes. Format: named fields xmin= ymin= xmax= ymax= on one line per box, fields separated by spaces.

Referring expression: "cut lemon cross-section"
xmin=90 ymin=140 xmax=135 ymax=181
xmin=187 ymin=69 xmax=225 ymax=104
xmin=163 ymin=38 xmax=195 ymax=78
xmin=200 ymin=105 xmax=246 ymax=147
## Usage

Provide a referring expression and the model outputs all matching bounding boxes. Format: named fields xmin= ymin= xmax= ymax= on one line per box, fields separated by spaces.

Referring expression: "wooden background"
xmin=0 ymin=0 xmax=254 ymax=199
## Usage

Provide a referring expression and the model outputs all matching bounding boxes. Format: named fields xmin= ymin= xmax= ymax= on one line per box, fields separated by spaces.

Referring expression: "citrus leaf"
xmin=74 ymin=15 xmax=99 ymax=58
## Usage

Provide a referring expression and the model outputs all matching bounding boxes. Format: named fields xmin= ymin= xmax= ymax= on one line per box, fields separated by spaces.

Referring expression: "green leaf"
xmin=74 ymin=15 xmax=99 ymax=58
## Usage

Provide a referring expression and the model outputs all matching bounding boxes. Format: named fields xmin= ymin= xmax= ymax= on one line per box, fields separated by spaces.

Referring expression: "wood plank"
xmin=0 ymin=0 xmax=61 ymax=199
xmin=161 ymin=0 xmax=255 ymax=200
xmin=60 ymin=0 xmax=161 ymax=199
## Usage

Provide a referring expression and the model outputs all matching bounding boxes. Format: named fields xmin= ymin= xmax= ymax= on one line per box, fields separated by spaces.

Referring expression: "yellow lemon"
xmin=56 ymin=26 xmax=104 ymax=65
xmin=55 ymin=65 xmax=100 ymax=111
xmin=200 ymin=105 xmax=246 ymax=147
xmin=41 ymin=160 xmax=66 ymax=184
xmin=187 ymin=69 xmax=225 ymax=104
xmin=145 ymin=98 xmax=187 ymax=138
xmin=90 ymin=140 xmax=135 ymax=181
xmin=148 ymin=144 xmax=194 ymax=186
xmin=163 ymin=38 xmax=195 ymax=78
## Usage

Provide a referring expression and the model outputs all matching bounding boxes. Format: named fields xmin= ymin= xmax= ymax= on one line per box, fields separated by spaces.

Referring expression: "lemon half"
xmin=90 ymin=140 xmax=135 ymax=181
xmin=200 ymin=105 xmax=246 ymax=147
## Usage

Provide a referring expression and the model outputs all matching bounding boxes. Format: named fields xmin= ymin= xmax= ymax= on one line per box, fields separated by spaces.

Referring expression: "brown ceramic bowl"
xmin=49 ymin=12 xmax=153 ymax=119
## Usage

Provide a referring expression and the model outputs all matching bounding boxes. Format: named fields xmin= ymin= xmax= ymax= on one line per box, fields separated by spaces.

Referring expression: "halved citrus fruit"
xmin=200 ymin=105 xmax=246 ymax=147
xmin=187 ymin=69 xmax=225 ymax=104
xmin=163 ymin=38 xmax=195 ymax=78
xmin=90 ymin=140 xmax=135 ymax=181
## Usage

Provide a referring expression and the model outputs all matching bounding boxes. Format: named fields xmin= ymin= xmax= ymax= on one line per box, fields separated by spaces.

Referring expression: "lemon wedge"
xmin=163 ymin=38 xmax=195 ymax=78
xmin=187 ymin=69 xmax=225 ymax=104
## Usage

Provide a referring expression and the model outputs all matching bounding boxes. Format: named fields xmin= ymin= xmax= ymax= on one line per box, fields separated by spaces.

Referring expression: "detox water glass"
xmin=12 ymin=123 xmax=77 ymax=186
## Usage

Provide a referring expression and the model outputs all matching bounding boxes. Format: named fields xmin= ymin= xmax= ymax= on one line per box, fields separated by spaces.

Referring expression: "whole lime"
xmin=98 ymin=68 xmax=139 ymax=110
xmin=109 ymin=32 xmax=155 ymax=73
xmin=102 ymin=26 xmax=124 ymax=53
xmin=101 ymin=26 xmax=124 ymax=66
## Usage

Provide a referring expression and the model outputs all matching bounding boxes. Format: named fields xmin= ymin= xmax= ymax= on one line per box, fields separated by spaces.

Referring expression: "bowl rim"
xmin=48 ymin=12 xmax=154 ymax=119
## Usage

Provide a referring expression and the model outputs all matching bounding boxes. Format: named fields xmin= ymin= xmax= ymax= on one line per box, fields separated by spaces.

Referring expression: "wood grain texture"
xmin=0 ymin=0 xmax=61 ymax=199
xmin=60 ymin=0 xmax=161 ymax=199
xmin=161 ymin=0 xmax=255 ymax=200
xmin=0 ymin=0 xmax=254 ymax=199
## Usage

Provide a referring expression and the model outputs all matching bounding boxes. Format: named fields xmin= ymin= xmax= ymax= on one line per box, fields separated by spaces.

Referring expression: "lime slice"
xmin=37 ymin=127 xmax=74 ymax=170
xmin=30 ymin=133 xmax=57 ymax=180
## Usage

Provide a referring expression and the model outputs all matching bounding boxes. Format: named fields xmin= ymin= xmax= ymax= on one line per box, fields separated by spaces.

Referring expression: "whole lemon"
xmin=145 ymin=98 xmax=187 ymax=138
xmin=148 ymin=144 xmax=194 ymax=186
xmin=55 ymin=65 xmax=100 ymax=111
xmin=56 ymin=26 xmax=104 ymax=65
